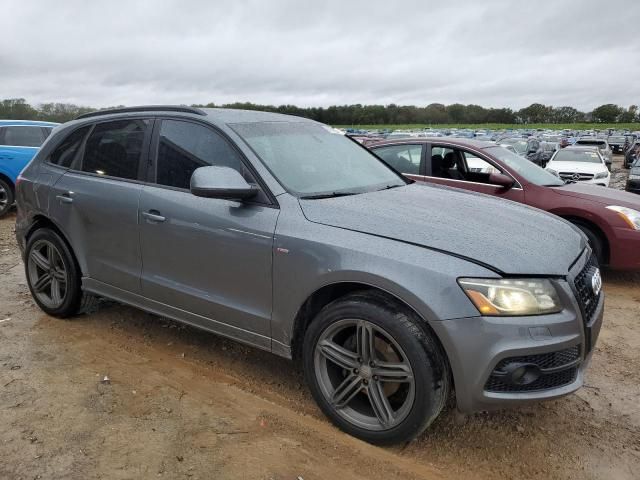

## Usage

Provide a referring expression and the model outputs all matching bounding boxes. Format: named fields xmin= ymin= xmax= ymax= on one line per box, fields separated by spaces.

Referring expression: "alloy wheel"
xmin=0 ymin=184 xmax=8 ymax=209
xmin=27 ymin=239 xmax=69 ymax=309
xmin=314 ymin=319 xmax=415 ymax=431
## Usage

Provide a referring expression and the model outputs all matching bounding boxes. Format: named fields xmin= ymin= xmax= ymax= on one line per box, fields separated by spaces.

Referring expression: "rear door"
xmin=49 ymin=118 xmax=152 ymax=293
xmin=138 ymin=118 xmax=278 ymax=343
xmin=425 ymin=144 xmax=525 ymax=202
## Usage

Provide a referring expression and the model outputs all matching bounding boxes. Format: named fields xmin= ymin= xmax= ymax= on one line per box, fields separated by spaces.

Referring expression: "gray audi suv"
xmin=15 ymin=106 xmax=604 ymax=445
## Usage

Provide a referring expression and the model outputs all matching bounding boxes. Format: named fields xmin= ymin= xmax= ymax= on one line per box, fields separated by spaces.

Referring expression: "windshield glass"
xmin=576 ymin=140 xmax=606 ymax=150
xmin=552 ymin=150 xmax=602 ymax=163
xmin=485 ymin=146 xmax=564 ymax=186
xmin=500 ymin=139 xmax=528 ymax=154
xmin=231 ymin=122 xmax=406 ymax=196
xmin=609 ymin=136 xmax=625 ymax=142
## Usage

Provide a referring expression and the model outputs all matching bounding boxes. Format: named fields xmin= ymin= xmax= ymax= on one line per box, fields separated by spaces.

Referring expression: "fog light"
xmin=503 ymin=363 xmax=541 ymax=386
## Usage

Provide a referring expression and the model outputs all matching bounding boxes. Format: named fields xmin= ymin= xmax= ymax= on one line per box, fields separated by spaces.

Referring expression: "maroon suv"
xmin=370 ymin=138 xmax=640 ymax=270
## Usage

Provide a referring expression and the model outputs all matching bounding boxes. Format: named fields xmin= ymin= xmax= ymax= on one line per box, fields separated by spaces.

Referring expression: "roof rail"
xmin=75 ymin=105 xmax=207 ymax=120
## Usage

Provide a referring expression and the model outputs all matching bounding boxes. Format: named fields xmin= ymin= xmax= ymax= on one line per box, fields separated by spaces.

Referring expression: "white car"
xmin=546 ymin=147 xmax=611 ymax=186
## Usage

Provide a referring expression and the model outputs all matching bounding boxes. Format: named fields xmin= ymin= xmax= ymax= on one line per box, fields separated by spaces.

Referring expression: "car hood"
xmin=299 ymin=183 xmax=585 ymax=276
xmin=546 ymin=161 xmax=608 ymax=174
xmin=550 ymin=182 xmax=640 ymax=207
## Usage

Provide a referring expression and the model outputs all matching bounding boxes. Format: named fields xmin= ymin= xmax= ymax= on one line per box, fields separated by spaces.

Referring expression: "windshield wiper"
xmin=375 ymin=184 xmax=404 ymax=192
xmin=299 ymin=191 xmax=361 ymax=200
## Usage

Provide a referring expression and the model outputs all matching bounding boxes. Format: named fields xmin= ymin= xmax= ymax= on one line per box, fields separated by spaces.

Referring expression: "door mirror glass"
xmin=489 ymin=172 xmax=515 ymax=189
xmin=190 ymin=166 xmax=258 ymax=200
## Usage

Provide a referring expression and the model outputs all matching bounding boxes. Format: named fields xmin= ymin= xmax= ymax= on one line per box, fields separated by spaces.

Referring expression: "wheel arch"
xmin=25 ymin=214 xmax=86 ymax=274
xmin=557 ymin=214 xmax=610 ymax=264
xmin=289 ymin=281 xmax=453 ymax=389
xmin=0 ymin=172 xmax=15 ymax=193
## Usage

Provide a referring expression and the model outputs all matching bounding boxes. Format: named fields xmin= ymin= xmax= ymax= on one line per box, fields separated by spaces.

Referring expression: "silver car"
xmin=15 ymin=106 xmax=604 ymax=445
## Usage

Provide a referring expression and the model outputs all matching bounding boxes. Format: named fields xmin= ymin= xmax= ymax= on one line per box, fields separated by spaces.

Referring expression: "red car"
xmin=370 ymin=138 xmax=640 ymax=270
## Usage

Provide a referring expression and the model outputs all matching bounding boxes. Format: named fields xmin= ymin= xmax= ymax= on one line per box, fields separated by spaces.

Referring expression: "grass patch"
xmin=334 ymin=123 xmax=640 ymax=131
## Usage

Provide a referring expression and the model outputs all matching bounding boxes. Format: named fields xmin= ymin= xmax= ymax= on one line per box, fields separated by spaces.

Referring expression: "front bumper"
xmin=431 ymin=255 xmax=604 ymax=413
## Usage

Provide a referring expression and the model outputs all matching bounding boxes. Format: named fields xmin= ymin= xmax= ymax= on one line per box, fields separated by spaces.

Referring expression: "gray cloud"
xmin=2 ymin=0 xmax=639 ymax=110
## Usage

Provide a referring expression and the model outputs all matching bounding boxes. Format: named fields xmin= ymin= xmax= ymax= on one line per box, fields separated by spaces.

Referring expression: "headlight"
xmin=458 ymin=278 xmax=562 ymax=316
xmin=594 ymin=171 xmax=609 ymax=179
xmin=606 ymin=206 xmax=640 ymax=230
xmin=546 ymin=168 xmax=559 ymax=177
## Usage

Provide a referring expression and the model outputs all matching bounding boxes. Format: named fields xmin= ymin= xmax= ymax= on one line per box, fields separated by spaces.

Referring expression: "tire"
xmin=573 ymin=222 xmax=604 ymax=266
xmin=303 ymin=291 xmax=449 ymax=445
xmin=0 ymin=178 xmax=14 ymax=218
xmin=25 ymin=228 xmax=98 ymax=317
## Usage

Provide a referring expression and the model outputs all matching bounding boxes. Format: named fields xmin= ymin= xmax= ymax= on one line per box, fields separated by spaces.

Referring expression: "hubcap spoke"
xmin=319 ymin=340 xmax=359 ymax=370
xmin=356 ymin=321 xmax=376 ymax=364
xmin=331 ymin=374 xmax=363 ymax=408
xmin=30 ymin=250 xmax=50 ymax=271
xmin=373 ymin=361 xmax=413 ymax=383
xmin=50 ymin=278 xmax=62 ymax=304
xmin=51 ymin=269 xmax=66 ymax=282
xmin=33 ymin=273 xmax=52 ymax=292
xmin=368 ymin=380 xmax=395 ymax=427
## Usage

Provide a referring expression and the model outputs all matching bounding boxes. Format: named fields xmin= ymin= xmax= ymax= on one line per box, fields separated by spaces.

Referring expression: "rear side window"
xmin=0 ymin=126 xmax=46 ymax=147
xmin=49 ymin=126 xmax=91 ymax=168
xmin=374 ymin=144 xmax=422 ymax=174
xmin=82 ymin=119 xmax=149 ymax=180
xmin=155 ymin=120 xmax=245 ymax=189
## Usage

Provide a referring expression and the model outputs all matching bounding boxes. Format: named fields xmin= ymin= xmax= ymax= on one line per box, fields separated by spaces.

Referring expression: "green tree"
xmin=591 ymin=104 xmax=623 ymax=123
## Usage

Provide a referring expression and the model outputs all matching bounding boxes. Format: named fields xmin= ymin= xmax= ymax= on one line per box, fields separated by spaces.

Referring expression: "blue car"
xmin=0 ymin=120 xmax=59 ymax=217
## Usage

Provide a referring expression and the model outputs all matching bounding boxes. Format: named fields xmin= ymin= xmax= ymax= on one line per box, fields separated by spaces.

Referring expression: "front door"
xmin=139 ymin=119 xmax=278 ymax=343
xmin=425 ymin=146 xmax=525 ymax=202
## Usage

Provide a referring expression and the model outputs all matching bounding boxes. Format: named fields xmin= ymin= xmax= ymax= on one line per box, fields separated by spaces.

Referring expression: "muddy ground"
xmin=1 ymin=156 xmax=639 ymax=480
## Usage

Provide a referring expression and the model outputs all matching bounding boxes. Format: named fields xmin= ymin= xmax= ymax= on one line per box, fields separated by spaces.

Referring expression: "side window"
xmin=49 ymin=126 xmax=91 ymax=168
xmin=430 ymin=146 xmax=463 ymax=179
xmin=156 ymin=120 xmax=246 ymax=189
xmin=82 ymin=119 xmax=149 ymax=180
xmin=374 ymin=144 xmax=422 ymax=174
xmin=462 ymin=151 xmax=499 ymax=174
xmin=1 ymin=126 xmax=46 ymax=147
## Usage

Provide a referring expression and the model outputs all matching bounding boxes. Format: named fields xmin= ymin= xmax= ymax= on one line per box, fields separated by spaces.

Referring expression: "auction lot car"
xmin=16 ymin=107 xmax=603 ymax=445
xmin=371 ymin=138 xmax=640 ymax=270
xmin=546 ymin=146 xmax=611 ymax=187
xmin=0 ymin=120 xmax=58 ymax=217
xmin=626 ymin=158 xmax=640 ymax=195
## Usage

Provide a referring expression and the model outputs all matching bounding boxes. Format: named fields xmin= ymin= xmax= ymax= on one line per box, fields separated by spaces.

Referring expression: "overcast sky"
xmin=2 ymin=0 xmax=639 ymax=110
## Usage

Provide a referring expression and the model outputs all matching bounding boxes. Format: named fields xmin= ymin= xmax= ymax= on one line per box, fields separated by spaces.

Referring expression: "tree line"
xmin=1 ymin=98 xmax=638 ymax=125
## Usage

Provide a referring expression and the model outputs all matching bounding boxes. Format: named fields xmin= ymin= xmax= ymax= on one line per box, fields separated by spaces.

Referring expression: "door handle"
xmin=56 ymin=193 xmax=73 ymax=204
xmin=142 ymin=210 xmax=166 ymax=223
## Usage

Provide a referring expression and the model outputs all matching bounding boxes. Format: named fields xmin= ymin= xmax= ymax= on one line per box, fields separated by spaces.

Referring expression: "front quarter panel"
xmin=271 ymin=194 xmax=495 ymax=354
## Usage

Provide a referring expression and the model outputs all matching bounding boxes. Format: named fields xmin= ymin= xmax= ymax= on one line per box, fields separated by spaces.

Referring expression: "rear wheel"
xmin=25 ymin=228 xmax=97 ymax=317
xmin=303 ymin=291 xmax=449 ymax=445
xmin=0 ymin=178 xmax=14 ymax=218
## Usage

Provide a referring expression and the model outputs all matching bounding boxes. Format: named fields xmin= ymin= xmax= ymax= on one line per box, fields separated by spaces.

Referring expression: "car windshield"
xmin=576 ymin=140 xmax=606 ymax=150
xmin=484 ymin=146 xmax=564 ymax=186
xmin=231 ymin=121 xmax=406 ymax=197
xmin=609 ymin=136 xmax=625 ymax=142
xmin=553 ymin=150 xmax=602 ymax=163
xmin=501 ymin=139 xmax=528 ymax=154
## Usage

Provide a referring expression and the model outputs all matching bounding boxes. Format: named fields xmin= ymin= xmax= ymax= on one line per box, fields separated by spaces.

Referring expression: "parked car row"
xmin=12 ymin=106 xmax=614 ymax=445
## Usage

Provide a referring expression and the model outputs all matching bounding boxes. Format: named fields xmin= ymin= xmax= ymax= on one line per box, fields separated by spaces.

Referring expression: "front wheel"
xmin=303 ymin=291 xmax=449 ymax=445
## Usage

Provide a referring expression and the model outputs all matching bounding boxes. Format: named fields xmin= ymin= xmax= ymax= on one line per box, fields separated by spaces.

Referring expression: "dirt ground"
xmin=1 ymin=156 xmax=639 ymax=480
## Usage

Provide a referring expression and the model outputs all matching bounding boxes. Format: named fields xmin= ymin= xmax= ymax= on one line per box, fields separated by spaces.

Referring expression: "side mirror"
xmin=489 ymin=172 xmax=515 ymax=189
xmin=190 ymin=166 xmax=258 ymax=200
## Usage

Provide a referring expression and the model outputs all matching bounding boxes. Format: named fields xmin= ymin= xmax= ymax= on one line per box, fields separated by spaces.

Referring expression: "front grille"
xmin=559 ymin=172 xmax=594 ymax=181
xmin=573 ymin=254 xmax=601 ymax=326
xmin=485 ymin=346 xmax=580 ymax=393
